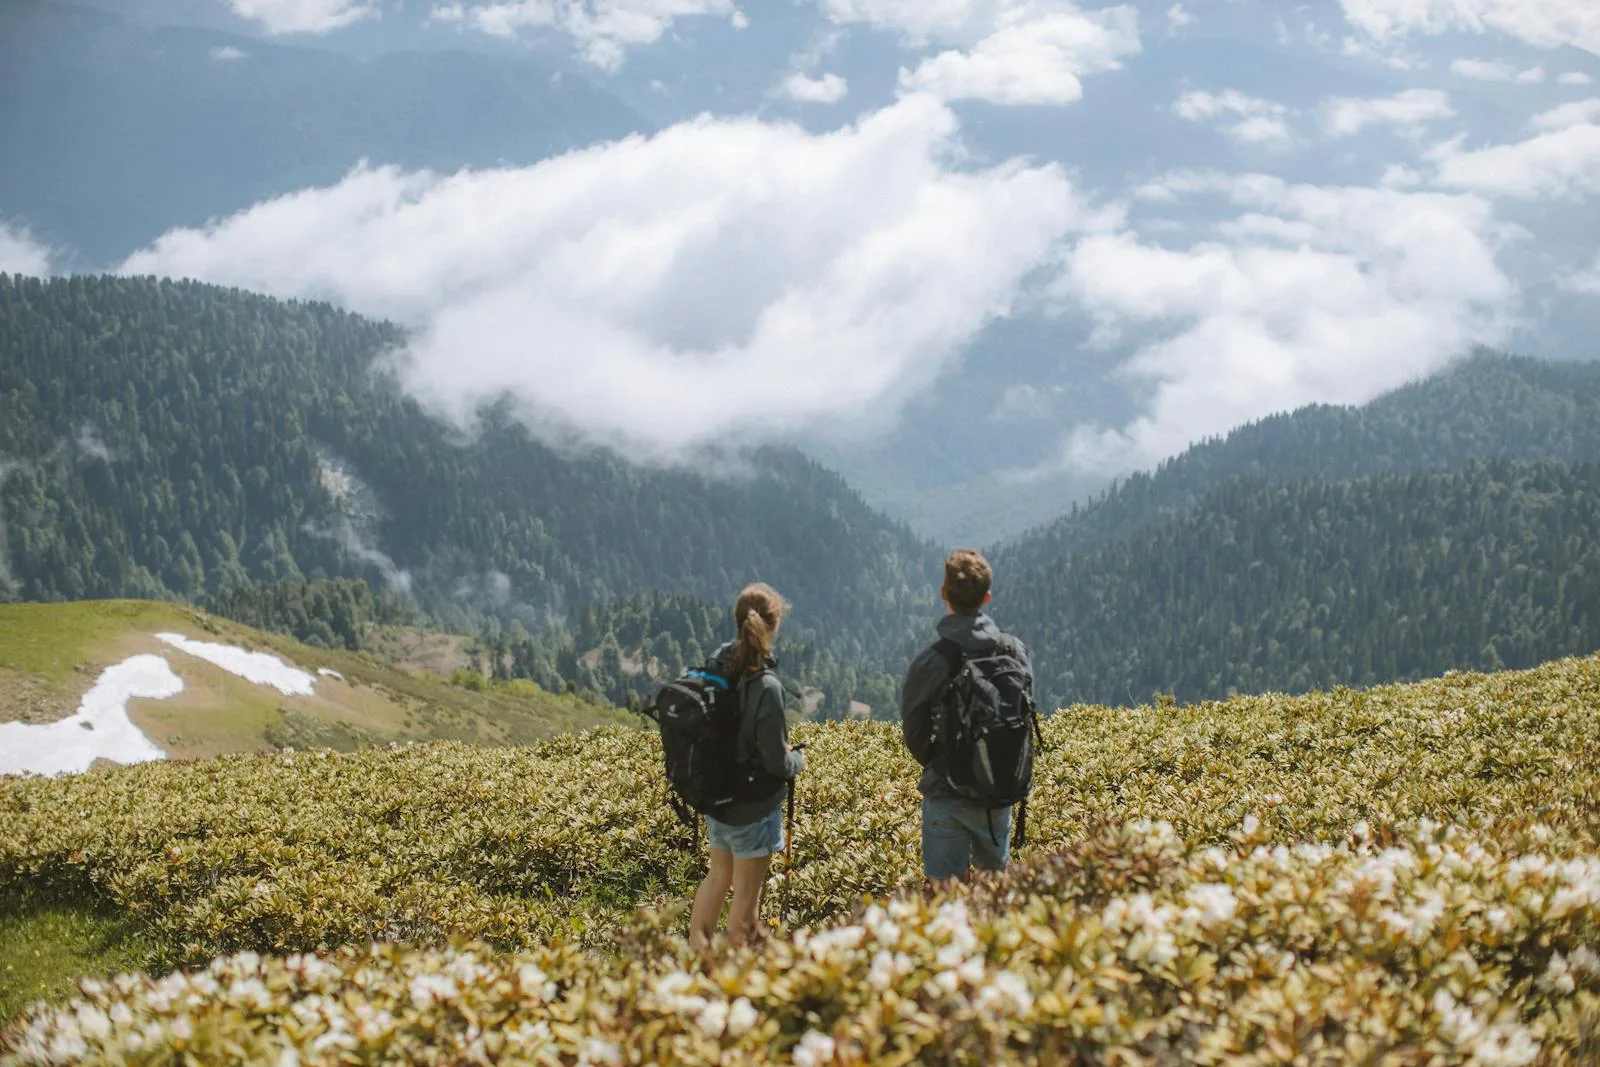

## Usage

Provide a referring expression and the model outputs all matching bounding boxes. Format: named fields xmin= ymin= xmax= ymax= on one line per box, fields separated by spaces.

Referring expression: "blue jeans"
xmin=921 ymin=795 xmax=1011 ymax=880
xmin=706 ymin=803 xmax=785 ymax=860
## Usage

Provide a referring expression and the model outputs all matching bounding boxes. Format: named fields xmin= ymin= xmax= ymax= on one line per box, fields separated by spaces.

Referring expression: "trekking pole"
xmin=783 ymin=744 xmax=805 ymax=929
xmin=785 ymin=781 xmax=796 ymax=870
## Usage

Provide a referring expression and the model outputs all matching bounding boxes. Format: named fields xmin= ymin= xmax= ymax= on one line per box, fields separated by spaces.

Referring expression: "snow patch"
xmin=318 ymin=667 xmax=346 ymax=681
xmin=0 ymin=655 xmax=181 ymax=776
xmin=155 ymin=633 xmax=316 ymax=695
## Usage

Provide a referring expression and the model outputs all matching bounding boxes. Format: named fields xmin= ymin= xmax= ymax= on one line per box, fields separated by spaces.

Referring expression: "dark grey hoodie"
xmin=900 ymin=612 xmax=1034 ymax=799
xmin=706 ymin=643 xmax=805 ymax=825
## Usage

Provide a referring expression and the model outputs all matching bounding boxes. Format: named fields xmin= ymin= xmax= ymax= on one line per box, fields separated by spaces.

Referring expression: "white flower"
xmin=974 ymin=969 xmax=1033 ymax=1018
xmin=109 ymin=1003 xmax=133 ymax=1027
xmin=792 ymin=1029 xmax=836 ymax=1067
xmin=1433 ymin=989 xmax=1484 ymax=1046
xmin=863 ymin=905 xmax=901 ymax=946
xmin=409 ymin=974 xmax=459 ymax=1010
xmin=506 ymin=1020 xmax=553 ymax=1048
xmin=957 ymin=956 xmax=986 ymax=986
xmin=48 ymin=1032 xmax=89 ymax=1061
xmin=1241 ymin=814 xmax=1260 ymax=835
xmin=807 ymin=924 xmax=865 ymax=960
xmin=1379 ymin=892 xmax=1445 ymax=943
xmin=169 ymin=1016 xmax=194 ymax=1042
xmin=867 ymin=950 xmax=897 ymax=990
xmin=1183 ymin=883 xmax=1238 ymax=928
xmin=228 ymin=977 xmax=273 ymax=1012
xmin=579 ymin=1037 xmax=623 ymax=1066
xmin=74 ymin=1005 xmax=111 ymax=1040
xmin=1475 ymin=1023 xmax=1541 ymax=1067
xmin=656 ymin=971 xmax=693 ymax=997
xmin=1135 ymin=929 xmax=1179 ymax=967
xmin=727 ymin=997 xmax=758 ymax=1038
xmin=518 ymin=964 xmax=556 ymax=1002
xmin=1570 ymin=945 xmax=1600 ymax=976
xmin=696 ymin=999 xmax=729 ymax=1037
xmin=1540 ymin=953 xmax=1576 ymax=995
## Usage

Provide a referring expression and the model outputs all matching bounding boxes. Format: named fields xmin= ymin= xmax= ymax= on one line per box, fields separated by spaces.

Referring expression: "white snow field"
xmin=0 ymin=655 xmax=183 ymax=776
xmin=155 ymin=632 xmax=316 ymax=695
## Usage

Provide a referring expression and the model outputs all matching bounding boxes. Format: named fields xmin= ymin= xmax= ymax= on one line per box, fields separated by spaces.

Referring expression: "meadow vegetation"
xmin=1 ymin=651 xmax=1598 ymax=1060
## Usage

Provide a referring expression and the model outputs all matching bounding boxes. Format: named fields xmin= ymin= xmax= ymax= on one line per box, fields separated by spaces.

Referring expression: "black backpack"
xmin=933 ymin=637 xmax=1043 ymax=844
xmin=647 ymin=663 xmax=783 ymax=827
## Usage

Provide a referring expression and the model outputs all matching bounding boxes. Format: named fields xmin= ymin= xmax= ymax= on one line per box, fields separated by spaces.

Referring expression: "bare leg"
xmin=690 ymin=848 xmax=734 ymax=949
xmin=726 ymin=854 xmax=773 ymax=947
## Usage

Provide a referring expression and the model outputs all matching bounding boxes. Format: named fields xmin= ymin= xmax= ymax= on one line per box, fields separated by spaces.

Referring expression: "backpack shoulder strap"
xmin=933 ymin=638 xmax=965 ymax=676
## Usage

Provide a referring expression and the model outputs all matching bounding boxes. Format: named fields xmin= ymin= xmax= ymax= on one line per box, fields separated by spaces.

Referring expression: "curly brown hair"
xmin=942 ymin=548 xmax=992 ymax=614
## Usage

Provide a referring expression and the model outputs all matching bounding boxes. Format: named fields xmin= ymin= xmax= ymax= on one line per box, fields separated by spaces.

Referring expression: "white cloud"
xmin=731 ymin=8 xmax=747 ymax=29
xmin=1559 ymin=252 xmax=1600 ymax=293
xmin=1050 ymin=176 xmax=1515 ymax=473
xmin=1174 ymin=90 xmax=1294 ymax=146
xmin=438 ymin=0 xmax=735 ymax=69
xmin=1321 ymin=88 xmax=1454 ymax=138
xmin=782 ymin=72 xmax=849 ymax=103
xmin=1449 ymin=58 xmax=1545 ymax=83
xmin=820 ymin=0 xmax=1008 ymax=44
xmin=897 ymin=6 xmax=1141 ymax=106
xmin=1430 ymin=122 xmax=1600 ymax=198
xmin=1561 ymin=72 xmax=1594 ymax=85
xmin=1167 ymin=3 xmax=1193 ymax=33
xmin=0 ymin=221 xmax=53 ymax=276
xmin=1531 ymin=97 xmax=1600 ymax=130
xmin=227 ymin=0 xmax=378 ymax=34
xmin=1341 ymin=0 xmax=1600 ymax=56
xmin=210 ymin=45 xmax=249 ymax=61
xmin=75 ymin=423 xmax=116 ymax=462
xmin=121 ymin=98 xmax=1091 ymax=460
xmin=1381 ymin=163 xmax=1427 ymax=187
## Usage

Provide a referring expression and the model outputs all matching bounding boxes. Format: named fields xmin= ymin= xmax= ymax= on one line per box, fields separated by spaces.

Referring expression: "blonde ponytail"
xmin=729 ymin=583 xmax=788 ymax=676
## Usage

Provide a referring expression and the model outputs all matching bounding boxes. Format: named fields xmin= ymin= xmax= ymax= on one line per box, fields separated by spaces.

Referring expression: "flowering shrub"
xmin=8 ymin=820 xmax=1600 ymax=1063
xmin=3 ymin=652 xmax=1600 ymax=1061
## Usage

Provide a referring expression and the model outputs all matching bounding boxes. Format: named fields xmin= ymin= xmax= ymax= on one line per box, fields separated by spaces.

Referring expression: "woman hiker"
xmin=689 ymin=582 xmax=806 ymax=948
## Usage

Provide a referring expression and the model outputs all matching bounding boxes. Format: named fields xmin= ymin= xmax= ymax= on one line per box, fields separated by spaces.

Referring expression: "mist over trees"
xmin=3 ymin=273 xmax=1597 ymax=717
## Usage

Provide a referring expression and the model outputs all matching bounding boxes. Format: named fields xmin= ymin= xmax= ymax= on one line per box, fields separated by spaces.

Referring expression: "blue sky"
xmin=6 ymin=0 xmax=1599 ymax=537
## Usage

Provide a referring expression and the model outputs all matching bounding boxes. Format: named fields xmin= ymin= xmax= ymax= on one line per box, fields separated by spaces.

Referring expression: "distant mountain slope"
xmin=995 ymin=352 xmax=1600 ymax=569
xmin=1000 ymin=457 xmax=1600 ymax=710
xmin=0 ymin=275 xmax=938 ymax=698
xmin=0 ymin=600 xmax=628 ymax=769
xmin=0 ymin=0 xmax=648 ymax=265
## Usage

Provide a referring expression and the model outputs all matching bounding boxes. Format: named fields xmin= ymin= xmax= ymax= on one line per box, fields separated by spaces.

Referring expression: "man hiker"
xmin=900 ymin=548 xmax=1038 ymax=882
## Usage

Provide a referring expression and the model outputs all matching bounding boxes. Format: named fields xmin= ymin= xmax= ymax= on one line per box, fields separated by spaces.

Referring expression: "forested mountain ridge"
xmin=995 ymin=353 xmax=1600 ymax=572
xmin=1005 ymin=457 xmax=1600 ymax=711
xmin=0 ymin=274 xmax=938 ymax=712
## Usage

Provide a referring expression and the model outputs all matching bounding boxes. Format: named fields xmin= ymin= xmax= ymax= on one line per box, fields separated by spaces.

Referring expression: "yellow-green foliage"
xmin=3 ymin=653 xmax=1600 ymax=1062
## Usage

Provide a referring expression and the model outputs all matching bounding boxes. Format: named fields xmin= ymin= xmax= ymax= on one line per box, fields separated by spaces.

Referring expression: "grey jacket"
xmin=900 ymin=612 xmax=1034 ymax=799
xmin=707 ymin=643 xmax=804 ymax=825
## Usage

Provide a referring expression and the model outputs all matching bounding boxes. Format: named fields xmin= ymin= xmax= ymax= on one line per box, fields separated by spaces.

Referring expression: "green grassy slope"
xmin=0 ymin=599 xmax=636 ymax=756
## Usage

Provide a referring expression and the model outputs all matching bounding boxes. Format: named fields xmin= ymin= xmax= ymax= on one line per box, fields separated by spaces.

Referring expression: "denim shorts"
xmin=921 ymin=794 xmax=1011 ymax=881
xmin=707 ymin=803 xmax=785 ymax=860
